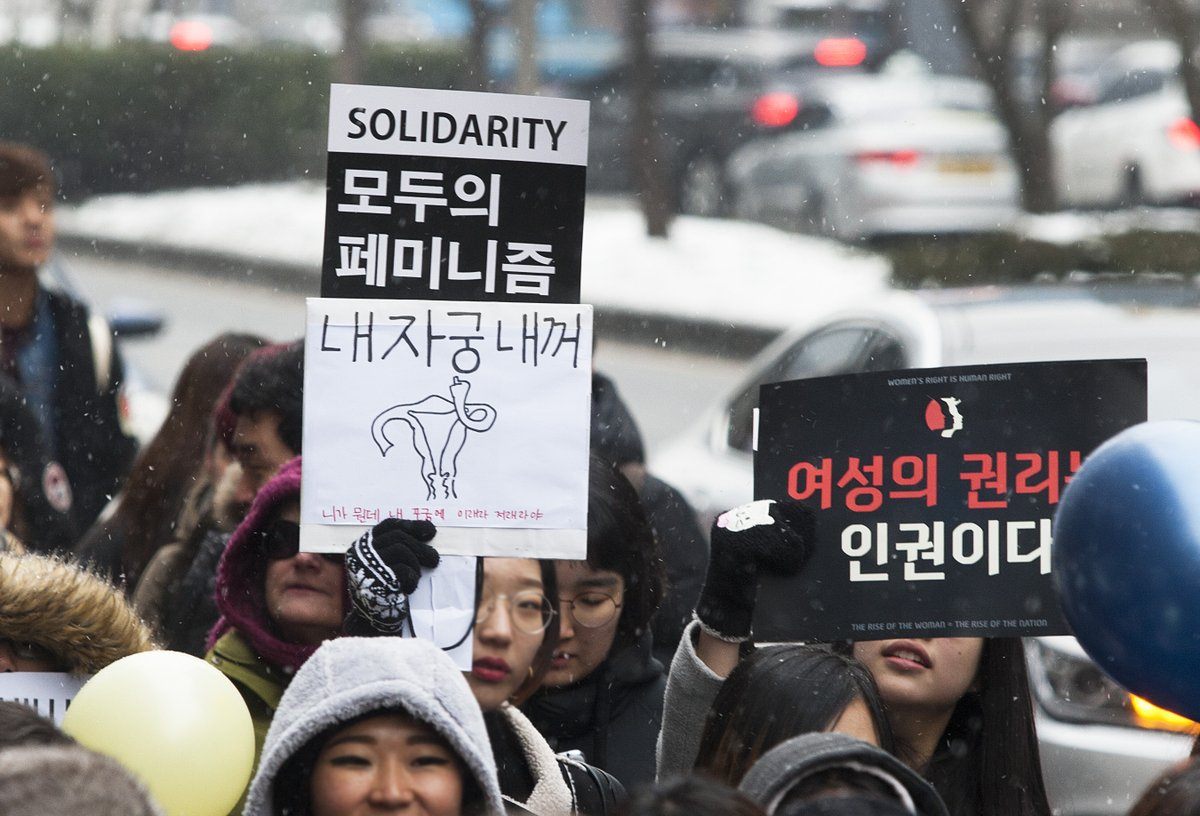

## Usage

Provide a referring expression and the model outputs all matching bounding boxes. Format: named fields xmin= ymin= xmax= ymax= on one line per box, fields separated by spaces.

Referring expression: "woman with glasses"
xmin=346 ymin=520 xmax=627 ymax=814
xmin=520 ymin=455 xmax=667 ymax=791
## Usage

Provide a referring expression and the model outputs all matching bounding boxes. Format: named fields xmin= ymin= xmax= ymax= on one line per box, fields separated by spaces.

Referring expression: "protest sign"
xmin=323 ymin=84 xmax=589 ymax=303
xmin=751 ymin=359 xmax=1147 ymax=641
xmin=0 ymin=672 xmax=88 ymax=725
xmin=300 ymin=297 xmax=592 ymax=558
xmin=406 ymin=555 xmax=477 ymax=670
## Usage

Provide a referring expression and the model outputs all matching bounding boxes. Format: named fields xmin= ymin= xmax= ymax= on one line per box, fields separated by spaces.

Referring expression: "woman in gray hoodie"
xmin=242 ymin=636 xmax=505 ymax=816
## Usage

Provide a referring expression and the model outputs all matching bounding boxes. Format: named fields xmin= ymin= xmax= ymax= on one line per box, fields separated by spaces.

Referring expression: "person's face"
xmin=829 ymin=696 xmax=881 ymax=746
xmin=231 ymin=411 xmax=295 ymax=503
xmin=467 ymin=558 xmax=547 ymax=712
xmin=0 ymin=638 xmax=62 ymax=672
xmin=544 ymin=561 xmax=624 ymax=688
xmin=263 ymin=503 xmax=346 ymax=646
xmin=310 ymin=712 xmax=464 ymax=816
xmin=853 ymin=638 xmax=984 ymax=717
xmin=0 ymin=188 xmax=54 ymax=271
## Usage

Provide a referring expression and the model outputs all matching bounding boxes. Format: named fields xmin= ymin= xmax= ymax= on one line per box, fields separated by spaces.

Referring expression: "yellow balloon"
xmin=62 ymin=650 xmax=255 ymax=816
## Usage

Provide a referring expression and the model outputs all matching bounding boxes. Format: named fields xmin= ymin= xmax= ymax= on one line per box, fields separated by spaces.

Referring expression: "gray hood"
xmin=738 ymin=733 xmax=948 ymax=816
xmin=243 ymin=636 xmax=504 ymax=816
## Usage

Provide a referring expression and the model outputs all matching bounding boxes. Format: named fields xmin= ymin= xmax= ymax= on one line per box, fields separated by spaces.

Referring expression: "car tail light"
xmin=169 ymin=20 xmax=214 ymax=51
xmin=752 ymin=92 xmax=801 ymax=128
xmin=814 ymin=38 xmax=868 ymax=67
xmin=855 ymin=149 xmax=920 ymax=167
xmin=1167 ymin=117 xmax=1200 ymax=150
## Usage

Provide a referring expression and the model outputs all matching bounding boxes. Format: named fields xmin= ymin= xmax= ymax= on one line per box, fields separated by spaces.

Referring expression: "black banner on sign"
xmin=752 ymin=359 xmax=1147 ymax=642
xmin=322 ymin=153 xmax=586 ymax=303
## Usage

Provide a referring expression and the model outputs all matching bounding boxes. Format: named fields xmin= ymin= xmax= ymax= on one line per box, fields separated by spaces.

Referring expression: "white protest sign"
xmin=301 ymin=297 xmax=592 ymax=558
xmin=404 ymin=555 xmax=477 ymax=671
xmin=0 ymin=672 xmax=88 ymax=725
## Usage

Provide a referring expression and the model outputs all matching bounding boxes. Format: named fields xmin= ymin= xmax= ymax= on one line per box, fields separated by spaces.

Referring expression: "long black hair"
xmin=586 ymin=454 xmax=665 ymax=649
xmin=694 ymin=644 xmax=894 ymax=786
xmin=916 ymin=638 xmax=1051 ymax=816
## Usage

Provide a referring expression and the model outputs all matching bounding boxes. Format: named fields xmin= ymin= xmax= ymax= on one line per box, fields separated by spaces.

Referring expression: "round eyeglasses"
xmin=559 ymin=592 xmax=623 ymax=629
xmin=475 ymin=590 xmax=556 ymax=634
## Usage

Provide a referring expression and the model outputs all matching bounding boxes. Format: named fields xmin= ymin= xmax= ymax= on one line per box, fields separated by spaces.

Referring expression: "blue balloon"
xmin=1054 ymin=420 xmax=1200 ymax=722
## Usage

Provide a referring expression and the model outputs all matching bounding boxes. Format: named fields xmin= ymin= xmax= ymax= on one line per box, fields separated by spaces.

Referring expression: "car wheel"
xmin=1116 ymin=164 xmax=1145 ymax=210
xmin=680 ymin=154 xmax=727 ymax=217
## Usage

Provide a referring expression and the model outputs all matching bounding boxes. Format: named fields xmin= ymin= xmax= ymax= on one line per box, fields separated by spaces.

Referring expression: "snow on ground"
xmin=58 ymin=183 xmax=891 ymax=332
xmin=1014 ymin=207 xmax=1200 ymax=246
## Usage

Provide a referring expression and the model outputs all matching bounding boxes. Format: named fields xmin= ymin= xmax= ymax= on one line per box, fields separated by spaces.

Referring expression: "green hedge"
xmin=877 ymin=229 xmax=1200 ymax=288
xmin=0 ymin=44 xmax=464 ymax=198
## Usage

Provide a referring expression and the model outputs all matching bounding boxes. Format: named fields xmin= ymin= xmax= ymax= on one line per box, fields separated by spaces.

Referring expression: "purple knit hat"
xmin=207 ymin=456 xmax=335 ymax=672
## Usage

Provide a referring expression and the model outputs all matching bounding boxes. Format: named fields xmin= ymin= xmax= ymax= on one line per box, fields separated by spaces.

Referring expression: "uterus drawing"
xmin=371 ymin=377 xmax=499 ymax=500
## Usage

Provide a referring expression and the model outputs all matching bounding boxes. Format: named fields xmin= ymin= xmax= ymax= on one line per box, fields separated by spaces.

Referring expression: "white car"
xmin=652 ymin=281 xmax=1200 ymax=814
xmin=1052 ymin=40 xmax=1200 ymax=208
xmin=726 ymin=74 xmax=1021 ymax=239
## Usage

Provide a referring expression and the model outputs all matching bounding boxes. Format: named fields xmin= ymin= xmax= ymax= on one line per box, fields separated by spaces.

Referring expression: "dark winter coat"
xmin=157 ymin=525 xmax=226 ymax=655
xmin=45 ymin=289 xmax=137 ymax=532
xmin=487 ymin=704 xmax=627 ymax=815
xmin=522 ymin=631 xmax=666 ymax=791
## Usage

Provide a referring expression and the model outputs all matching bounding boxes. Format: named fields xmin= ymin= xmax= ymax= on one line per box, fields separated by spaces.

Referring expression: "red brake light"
xmin=1167 ymin=117 xmax=1200 ymax=150
xmin=752 ymin=92 xmax=801 ymax=128
xmin=169 ymin=20 xmax=214 ymax=51
xmin=856 ymin=150 xmax=920 ymax=167
xmin=814 ymin=38 xmax=867 ymax=68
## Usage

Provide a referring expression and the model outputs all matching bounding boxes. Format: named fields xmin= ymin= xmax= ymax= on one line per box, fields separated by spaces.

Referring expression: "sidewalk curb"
xmin=58 ymin=233 xmax=779 ymax=357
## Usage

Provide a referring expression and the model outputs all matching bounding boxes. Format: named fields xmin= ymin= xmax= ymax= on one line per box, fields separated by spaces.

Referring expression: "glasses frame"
xmin=475 ymin=590 xmax=557 ymax=635
xmin=559 ymin=591 xmax=624 ymax=629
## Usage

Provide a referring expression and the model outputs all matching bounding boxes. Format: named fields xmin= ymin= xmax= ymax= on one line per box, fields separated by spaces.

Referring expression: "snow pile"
xmin=58 ymin=182 xmax=891 ymax=332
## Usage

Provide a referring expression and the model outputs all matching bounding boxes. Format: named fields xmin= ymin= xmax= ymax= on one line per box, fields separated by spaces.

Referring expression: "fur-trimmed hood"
xmin=0 ymin=551 xmax=155 ymax=674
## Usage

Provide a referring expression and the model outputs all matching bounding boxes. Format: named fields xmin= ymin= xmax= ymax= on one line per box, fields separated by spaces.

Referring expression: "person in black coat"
xmin=591 ymin=371 xmax=708 ymax=666
xmin=0 ymin=143 xmax=136 ymax=533
xmin=521 ymin=454 xmax=668 ymax=791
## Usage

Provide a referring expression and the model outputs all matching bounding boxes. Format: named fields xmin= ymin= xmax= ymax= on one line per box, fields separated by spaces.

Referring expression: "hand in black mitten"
xmin=694 ymin=499 xmax=814 ymax=642
xmin=345 ymin=518 xmax=440 ymax=634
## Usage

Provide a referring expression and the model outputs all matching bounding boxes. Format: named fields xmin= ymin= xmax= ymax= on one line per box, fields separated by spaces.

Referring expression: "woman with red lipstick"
xmin=656 ymin=499 xmax=1050 ymax=816
xmin=521 ymin=456 xmax=667 ymax=791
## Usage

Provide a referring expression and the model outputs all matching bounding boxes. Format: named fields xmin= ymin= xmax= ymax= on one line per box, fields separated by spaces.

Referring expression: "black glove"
xmin=345 ymin=518 xmax=440 ymax=634
xmin=694 ymin=499 xmax=814 ymax=642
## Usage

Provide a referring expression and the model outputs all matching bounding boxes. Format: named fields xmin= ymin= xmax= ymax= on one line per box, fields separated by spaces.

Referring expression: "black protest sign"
xmin=752 ymin=359 xmax=1147 ymax=642
xmin=322 ymin=84 xmax=588 ymax=303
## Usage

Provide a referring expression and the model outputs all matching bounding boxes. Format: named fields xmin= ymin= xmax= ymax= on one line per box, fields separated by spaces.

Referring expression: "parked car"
xmin=652 ymin=280 xmax=1200 ymax=815
xmin=575 ymin=24 xmax=886 ymax=213
xmin=1052 ymin=40 xmax=1200 ymax=208
xmin=726 ymin=74 xmax=1020 ymax=239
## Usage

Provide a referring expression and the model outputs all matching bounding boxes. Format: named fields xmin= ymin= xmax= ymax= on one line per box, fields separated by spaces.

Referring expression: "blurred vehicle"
xmin=652 ymin=280 xmax=1200 ymax=814
xmin=575 ymin=24 xmax=887 ymax=213
xmin=1052 ymin=40 xmax=1200 ymax=208
xmin=726 ymin=74 xmax=1020 ymax=239
xmin=1012 ymin=34 xmax=1130 ymax=114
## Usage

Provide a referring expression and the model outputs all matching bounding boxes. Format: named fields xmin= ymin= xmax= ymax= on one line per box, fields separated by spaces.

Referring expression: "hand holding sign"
xmin=60 ymin=651 xmax=254 ymax=816
xmin=346 ymin=519 xmax=441 ymax=634
xmin=1054 ymin=420 xmax=1200 ymax=721
xmin=695 ymin=499 xmax=815 ymax=641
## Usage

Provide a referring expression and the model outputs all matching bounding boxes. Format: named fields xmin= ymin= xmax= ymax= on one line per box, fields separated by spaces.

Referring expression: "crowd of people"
xmin=1 ymin=139 xmax=1198 ymax=816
